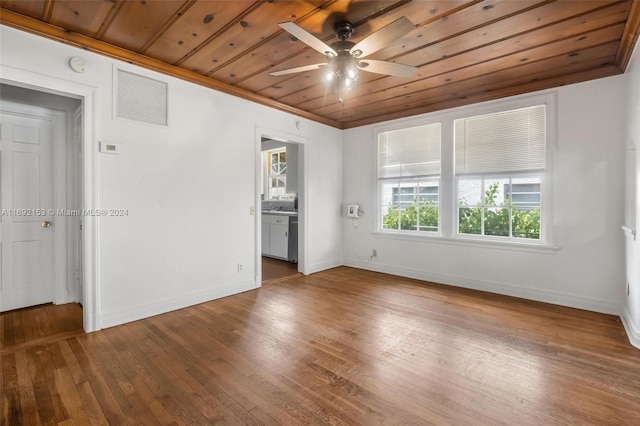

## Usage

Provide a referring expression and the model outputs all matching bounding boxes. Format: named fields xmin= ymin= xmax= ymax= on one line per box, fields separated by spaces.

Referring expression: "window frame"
xmin=264 ymin=147 xmax=287 ymax=200
xmin=376 ymin=119 xmax=444 ymax=236
xmin=455 ymin=172 xmax=544 ymax=242
xmin=373 ymin=92 xmax=557 ymax=250
xmin=379 ymin=177 xmax=441 ymax=234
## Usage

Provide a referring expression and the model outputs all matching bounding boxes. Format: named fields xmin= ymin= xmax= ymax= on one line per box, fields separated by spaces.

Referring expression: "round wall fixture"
xmin=69 ymin=57 xmax=89 ymax=73
xmin=296 ymin=120 xmax=302 ymax=130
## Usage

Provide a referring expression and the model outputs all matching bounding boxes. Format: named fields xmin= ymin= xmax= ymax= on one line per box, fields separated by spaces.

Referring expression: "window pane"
xmin=399 ymin=207 xmax=418 ymax=231
xmin=418 ymin=206 xmax=438 ymax=232
xmin=484 ymin=207 xmax=510 ymax=236
xmin=483 ymin=178 xmax=509 ymax=206
xmin=455 ymin=105 xmax=546 ymax=174
xmin=512 ymin=208 xmax=540 ymax=239
xmin=381 ymin=182 xmax=399 ymax=230
xmin=458 ymin=179 xmax=481 ymax=206
xmin=418 ymin=182 xmax=439 ymax=204
xmin=509 ymin=177 xmax=541 ymax=207
xmin=382 ymin=205 xmax=399 ymax=230
xmin=379 ymin=123 xmax=441 ymax=178
xmin=459 ymin=207 xmax=481 ymax=234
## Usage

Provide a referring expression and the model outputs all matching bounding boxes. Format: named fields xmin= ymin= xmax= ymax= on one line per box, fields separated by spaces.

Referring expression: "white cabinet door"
xmin=261 ymin=219 xmax=270 ymax=255
xmin=269 ymin=223 xmax=288 ymax=259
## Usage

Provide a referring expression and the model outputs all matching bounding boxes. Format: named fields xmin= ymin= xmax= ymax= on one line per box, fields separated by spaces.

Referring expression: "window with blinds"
xmin=378 ymin=123 xmax=441 ymax=233
xmin=454 ymin=105 xmax=547 ymax=240
xmin=455 ymin=105 xmax=546 ymax=175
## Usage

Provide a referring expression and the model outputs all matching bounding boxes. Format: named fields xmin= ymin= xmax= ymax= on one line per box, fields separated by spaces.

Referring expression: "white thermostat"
xmin=99 ymin=141 xmax=121 ymax=154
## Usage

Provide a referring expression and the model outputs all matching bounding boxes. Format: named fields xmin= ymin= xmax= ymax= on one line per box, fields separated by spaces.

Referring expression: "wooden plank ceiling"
xmin=1 ymin=0 xmax=639 ymax=129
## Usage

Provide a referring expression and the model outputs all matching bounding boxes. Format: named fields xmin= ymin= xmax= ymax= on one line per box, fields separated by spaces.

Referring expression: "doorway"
xmin=0 ymin=85 xmax=83 ymax=316
xmin=256 ymin=130 xmax=307 ymax=285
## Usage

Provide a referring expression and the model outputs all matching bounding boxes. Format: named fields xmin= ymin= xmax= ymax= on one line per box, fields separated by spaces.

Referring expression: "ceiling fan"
xmin=270 ymin=17 xmax=418 ymax=103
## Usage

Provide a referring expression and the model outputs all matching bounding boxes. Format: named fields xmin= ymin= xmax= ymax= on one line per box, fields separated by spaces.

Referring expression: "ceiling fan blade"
xmin=350 ymin=17 xmax=415 ymax=58
xmin=358 ymin=60 xmax=417 ymax=77
xmin=279 ymin=22 xmax=337 ymax=56
xmin=269 ymin=63 xmax=328 ymax=77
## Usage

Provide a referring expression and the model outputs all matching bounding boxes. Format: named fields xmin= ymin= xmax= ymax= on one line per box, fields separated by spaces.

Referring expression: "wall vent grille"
xmin=116 ymin=69 xmax=168 ymax=126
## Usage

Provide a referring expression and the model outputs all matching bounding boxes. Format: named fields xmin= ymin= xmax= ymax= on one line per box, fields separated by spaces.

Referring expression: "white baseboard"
xmin=344 ymin=258 xmax=621 ymax=316
xmin=305 ymin=258 xmax=343 ymax=275
xmin=621 ymin=309 xmax=640 ymax=349
xmin=100 ymin=280 xmax=256 ymax=329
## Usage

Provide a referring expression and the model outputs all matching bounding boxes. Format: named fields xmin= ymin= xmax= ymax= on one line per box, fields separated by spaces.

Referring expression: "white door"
xmin=0 ymin=110 xmax=55 ymax=311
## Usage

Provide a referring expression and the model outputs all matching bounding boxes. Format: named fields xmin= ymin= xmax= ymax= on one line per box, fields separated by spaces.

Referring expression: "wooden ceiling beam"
xmin=0 ymin=9 xmax=342 ymax=129
xmin=615 ymin=0 xmax=640 ymax=70
xmin=42 ymin=0 xmax=54 ymax=22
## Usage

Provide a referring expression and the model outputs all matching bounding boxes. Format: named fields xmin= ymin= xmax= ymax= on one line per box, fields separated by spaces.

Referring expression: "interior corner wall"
xmin=623 ymin=39 xmax=640 ymax=349
xmin=0 ymin=25 xmax=343 ymax=329
xmin=343 ymin=76 xmax=627 ymax=316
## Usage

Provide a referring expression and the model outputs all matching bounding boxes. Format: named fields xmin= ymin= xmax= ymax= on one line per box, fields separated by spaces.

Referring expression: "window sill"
xmin=372 ymin=231 xmax=559 ymax=254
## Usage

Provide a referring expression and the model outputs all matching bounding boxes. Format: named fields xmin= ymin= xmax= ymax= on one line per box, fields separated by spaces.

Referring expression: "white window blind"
xmin=454 ymin=105 xmax=545 ymax=175
xmin=378 ymin=123 xmax=441 ymax=179
xmin=117 ymin=69 xmax=168 ymax=126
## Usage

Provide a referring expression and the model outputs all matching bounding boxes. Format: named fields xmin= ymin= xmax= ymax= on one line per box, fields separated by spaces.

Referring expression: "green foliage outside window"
xmin=383 ymin=181 xmax=540 ymax=239
xmin=458 ymin=181 xmax=540 ymax=239
xmin=382 ymin=201 xmax=438 ymax=232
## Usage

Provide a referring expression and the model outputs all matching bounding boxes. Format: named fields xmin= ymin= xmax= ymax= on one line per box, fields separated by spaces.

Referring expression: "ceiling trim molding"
xmin=0 ymin=9 xmax=343 ymax=129
xmin=615 ymin=0 xmax=640 ymax=70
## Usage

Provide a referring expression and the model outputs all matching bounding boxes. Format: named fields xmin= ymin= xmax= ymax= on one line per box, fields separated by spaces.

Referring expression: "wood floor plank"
xmin=2 ymin=352 xmax=21 ymax=426
xmin=12 ymin=350 xmax=40 ymax=425
xmin=2 ymin=267 xmax=640 ymax=424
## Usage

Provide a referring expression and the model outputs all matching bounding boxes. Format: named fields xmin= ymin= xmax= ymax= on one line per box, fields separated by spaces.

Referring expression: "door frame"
xmin=1 ymin=65 xmax=100 ymax=332
xmin=255 ymin=126 xmax=308 ymax=285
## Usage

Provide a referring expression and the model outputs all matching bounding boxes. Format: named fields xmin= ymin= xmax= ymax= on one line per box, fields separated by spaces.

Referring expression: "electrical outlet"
xmin=372 ymin=249 xmax=377 ymax=257
xmin=238 ymin=264 xmax=243 ymax=273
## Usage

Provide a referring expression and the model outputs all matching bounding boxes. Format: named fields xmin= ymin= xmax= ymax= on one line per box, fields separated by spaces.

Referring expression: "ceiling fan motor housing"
xmin=334 ymin=21 xmax=355 ymax=41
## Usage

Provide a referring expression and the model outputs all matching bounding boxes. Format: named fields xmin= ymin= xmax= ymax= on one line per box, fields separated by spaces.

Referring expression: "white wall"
xmin=0 ymin=26 xmax=343 ymax=329
xmin=343 ymin=76 xmax=627 ymax=316
xmin=623 ymin=41 xmax=640 ymax=349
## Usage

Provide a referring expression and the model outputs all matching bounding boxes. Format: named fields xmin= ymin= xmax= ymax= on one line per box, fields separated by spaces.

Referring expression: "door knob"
xmin=41 ymin=221 xmax=52 ymax=228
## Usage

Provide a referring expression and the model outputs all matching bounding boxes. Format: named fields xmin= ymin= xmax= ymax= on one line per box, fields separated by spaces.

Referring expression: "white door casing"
xmin=0 ymin=109 xmax=56 ymax=311
xmin=1 ymin=64 xmax=99 ymax=332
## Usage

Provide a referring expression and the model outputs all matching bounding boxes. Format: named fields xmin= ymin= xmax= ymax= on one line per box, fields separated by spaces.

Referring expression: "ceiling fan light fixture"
xmin=344 ymin=77 xmax=354 ymax=88
xmin=324 ymin=70 xmax=335 ymax=83
xmin=273 ymin=17 xmax=418 ymax=103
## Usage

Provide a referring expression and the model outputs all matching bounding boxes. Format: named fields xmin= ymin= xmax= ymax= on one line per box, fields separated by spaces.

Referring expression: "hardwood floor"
xmin=261 ymin=256 xmax=300 ymax=283
xmin=1 ymin=303 xmax=83 ymax=353
xmin=2 ymin=267 xmax=640 ymax=425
